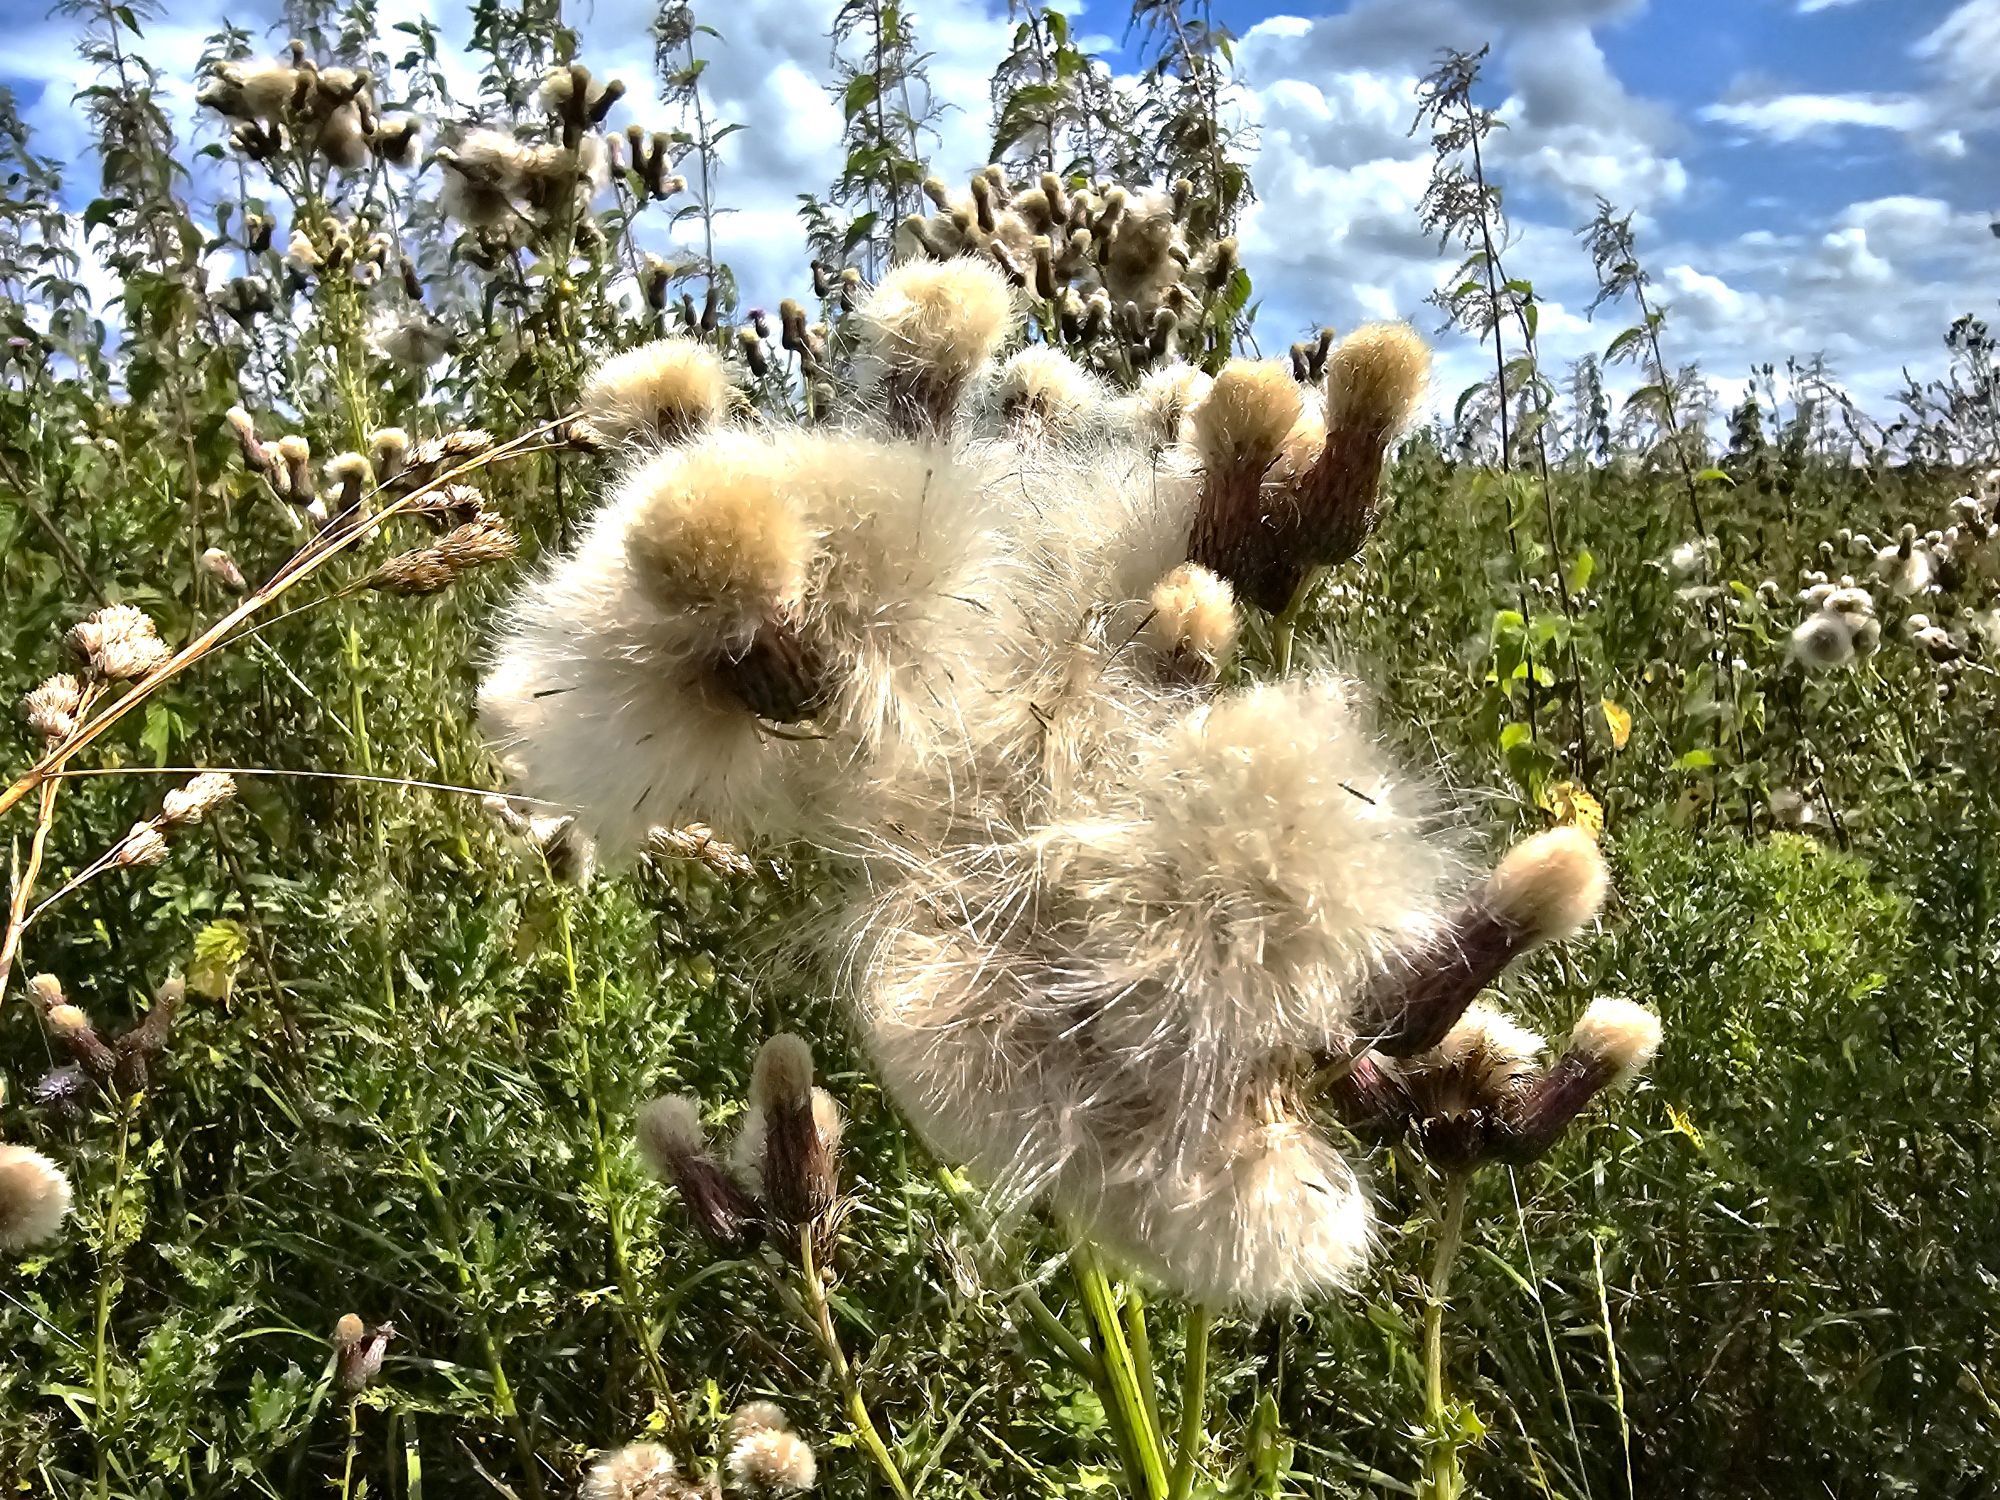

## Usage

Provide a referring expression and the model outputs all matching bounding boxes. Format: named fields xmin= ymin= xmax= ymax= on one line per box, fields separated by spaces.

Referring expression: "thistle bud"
xmin=227 ymin=406 xmax=275 ymax=475
xmin=277 ymin=434 xmax=313 ymax=504
xmin=1499 ymin=998 xmax=1662 ymax=1161
xmin=1360 ymin=827 xmax=1609 ymax=1057
xmin=200 ymin=547 xmax=248 ymax=592
xmin=45 ymin=1000 xmax=116 ymax=1077
xmin=369 ymin=427 xmax=409 ymax=481
xmin=749 ymin=1035 xmax=839 ymax=1227
xmin=336 ymin=1317 xmax=394 ymax=1393
xmin=113 ymin=822 xmax=171 ymax=870
xmin=636 ymin=1095 xmax=759 ymax=1252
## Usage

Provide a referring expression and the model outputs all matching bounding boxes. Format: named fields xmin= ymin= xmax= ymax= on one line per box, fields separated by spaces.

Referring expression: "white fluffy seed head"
xmin=1790 ymin=611 xmax=1856 ymax=669
xmin=0 ymin=1144 xmax=73 ymax=1250
xmin=582 ymin=338 xmax=731 ymax=446
xmin=727 ymin=1399 xmax=792 ymax=1443
xmin=1077 ymin=1108 xmax=1373 ymax=1310
xmin=635 ymin=1095 xmax=706 ymax=1177
xmin=1189 ymin=360 xmax=1303 ymax=472
xmin=855 ymin=257 xmax=1016 ymax=388
xmin=581 ymin=1442 xmax=684 ymax=1500
xmin=1484 ymin=826 xmax=1609 ymax=943
xmin=1322 ymin=322 xmax=1430 ymax=441
xmin=1567 ymin=997 xmax=1662 ymax=1087
xmin=1405 ymin=1000 xmax=1547 ymax=1112
xmin=992 ymin=346 xmax=1104 ymax=438
xmin=1122 ymin=363 xmax=1211 ymax=450
xmin=1143 ymin=563 xmax=1237 ymax=672
xmin=727 ymin=1428 xmax=818 ymax=1493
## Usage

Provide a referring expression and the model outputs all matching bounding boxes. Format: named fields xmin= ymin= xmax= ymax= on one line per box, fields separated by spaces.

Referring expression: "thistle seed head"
xmin=0 ymin=1144 xmax=73 ymax=1250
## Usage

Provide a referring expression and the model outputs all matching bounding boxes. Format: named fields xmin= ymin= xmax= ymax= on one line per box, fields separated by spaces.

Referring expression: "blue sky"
xmin=2 ymin=0 xmax=1993 ymax=420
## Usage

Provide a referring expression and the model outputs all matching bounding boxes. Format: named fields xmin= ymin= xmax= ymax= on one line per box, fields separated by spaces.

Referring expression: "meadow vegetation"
xmin=0 ymin=3 xmax=1995 ymax=1498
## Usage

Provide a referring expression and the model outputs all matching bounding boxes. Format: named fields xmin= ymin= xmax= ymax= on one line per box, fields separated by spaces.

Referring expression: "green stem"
xmin=1419 ymin=1174 xmax=1471 ymax=1500
xmin=339 ymin=1398 xmax=359 ymax=1500
xmin=1167 ymin=1305 xmax=1212 ymax=1500
xmin=798 ymin=1226 xmax=912 ymax=1499
xmin=1072 ymin=1244 xmax=1169 ymax=1500
xmin=555 ymin=892 xmax=695 ymax=1465
xmin=1123 ymin=1288 xmax=1164 ymax=1443
xmin=934 ymin=1170 xmax=1101 ymax=1380
xmin=92 ymin=1092 xmax=137 ymax=1500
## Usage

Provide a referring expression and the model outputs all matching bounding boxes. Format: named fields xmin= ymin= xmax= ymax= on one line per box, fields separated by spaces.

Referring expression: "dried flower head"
xmin=200 ymin=548 xmax=248 ymax=592
xmin=0 ymin=1144 xmax=73 ymax=1250
xmin=1357 ymin=826 xmax=1607 ymax=1057
xmin=749 ymin=1034 xmax=839 ymax=1225
xmin=1142 ymin=563 xmax=1238 ymax=681
xmin=727 ymin=1427 xmax=818 ymax=1495
xmin=68 ymin=604 xmax=169 ymax=681
xmin=21 ymin=673 xmax=84 ymax=743
xmin=583 ymin=1443 xmax=696 ymax=1500
xmin=582 ymin=338 xmax=731 ymax=446
xmin=113 ymin=822 xmax=171 ymax=870
xmin=161 ymin=772 xmax=237 ymax=826
xmin=727 ymin=1400 xmax=792 ymax=1444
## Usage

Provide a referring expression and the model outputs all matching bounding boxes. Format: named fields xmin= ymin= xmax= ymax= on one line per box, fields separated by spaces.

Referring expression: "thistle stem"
xmin=798 ymin=1225 xmax=912 ymax=1500
xmin=93 ymin=1092 xmax=138 ymax=1500
xmin=1419 ymin=1173 xmax=1472 ymax=1500
xmin=1072 ymin=1244 xmax=1170 ymax=1500
xmin=1167 ymin=1304 xmax=1211 ymax=1500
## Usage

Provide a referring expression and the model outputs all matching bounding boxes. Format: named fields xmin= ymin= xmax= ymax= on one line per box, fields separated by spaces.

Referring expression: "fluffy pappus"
xmin=481 ymin=428 xmax=1010 ymax=851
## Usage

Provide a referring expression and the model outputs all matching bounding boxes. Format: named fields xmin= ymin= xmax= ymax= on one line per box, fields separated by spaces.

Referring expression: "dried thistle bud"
xmin=45 ymin=1001 xmax=116 ymax=1077
xmin=0 ymin=1144 xmax=74 ymax=1250
xmin=739 ymin=326 xmax=770 ymax=379
xmin=1184 ymin=360 xmax=1306 ymax=611
xmin=1394 ymin=1003 xmax=1547 ymax=1170
xmin=113 ymin=822 xmax=171 ymax=870
xmin=1499 ymin=998 xmax=1662 ymax=1161
xmin=482 ymin=793 xmax=531 ymax=837
xmin=22 ymin=673 xmax=84 ymax=743
xmin=636 ymin=1095 xmax=760 ymax=1252
xmin=1170 ymin=177 xmax=1193 ymax=220
xmin=200 ymin=548 xmax=248 ymax=592
xmin=646 ymin=823 xmax=754 ymax=879
xmin=27 ymin=973 xmax=63 ymax=1009
xmin=112 ymin=977 xmax=184 ymax=1093
xmin=1322 ymin=1050 xmax=1411 ymax=1134
xmin=336 ymin=1318 xmax=394 ymax=1393
xmin=160 ymin=772 xmax=237 ymax=826
xmin=325 ymin=451 xmax=372 ymax=517
xmin=333 ymin=1312 xmax=365 ymax=1357
xmin=1360 ymin=827 xmax=1610 ymax=1057
xmin=750 ymin=1034 xmax=839 ymax=1226
xmin=226 ymin=406 xmax=275 ymax=475
xmin=727 ymin=1401 xmax=792 ymax=1444
xmin=277 ymin=434 xmax=314 ymax=504
xmin=369 ymin=427 xmax=409 ymax=481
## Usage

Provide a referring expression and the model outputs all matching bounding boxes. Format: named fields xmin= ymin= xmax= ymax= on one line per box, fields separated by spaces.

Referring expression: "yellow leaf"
xmin=1540 ymin=780 xmax=1606 ymax=843
xmin=1665 ymin=1102 xmax=1704 ymax=1149
xmin=1601 ymin=697 xmax=1633 ymax=750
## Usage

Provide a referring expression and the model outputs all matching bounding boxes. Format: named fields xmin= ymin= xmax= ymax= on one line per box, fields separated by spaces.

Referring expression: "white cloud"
xmin=1701 ymin=91 xmax=1929 ymax=140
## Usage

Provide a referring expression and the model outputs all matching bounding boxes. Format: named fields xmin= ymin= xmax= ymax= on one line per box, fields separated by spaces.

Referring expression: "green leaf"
xmin=843 ymin=73 xmax=880 ymax=121
xmin=1568 ymin=548 xmax=1597 ymax=593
